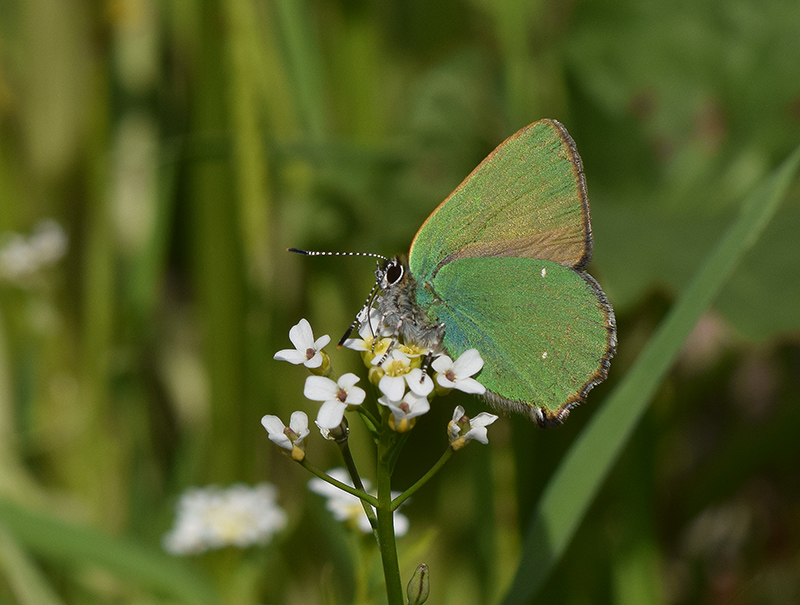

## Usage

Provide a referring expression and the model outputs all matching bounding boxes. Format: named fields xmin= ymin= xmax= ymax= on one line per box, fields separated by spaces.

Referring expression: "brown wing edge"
xmin=481 ymin=270 xmax=617 ymax=427
xmin=549 ymin=120 xmax=594 ymax=271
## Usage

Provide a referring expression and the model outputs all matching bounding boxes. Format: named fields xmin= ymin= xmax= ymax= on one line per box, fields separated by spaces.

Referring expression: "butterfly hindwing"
xmin=420 ymin=256 xmax=615 ymax=423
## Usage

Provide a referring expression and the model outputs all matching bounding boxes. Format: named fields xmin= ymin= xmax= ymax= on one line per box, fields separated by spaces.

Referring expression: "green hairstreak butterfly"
xmin=296 ymin=119 xmax=616 ymax=426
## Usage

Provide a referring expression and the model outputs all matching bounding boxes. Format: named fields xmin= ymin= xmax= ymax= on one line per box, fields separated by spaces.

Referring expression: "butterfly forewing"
xmin=408 ymin=120 xmax=592 ymax=282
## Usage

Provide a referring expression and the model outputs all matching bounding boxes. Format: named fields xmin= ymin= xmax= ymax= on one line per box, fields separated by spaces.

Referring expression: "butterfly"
xmin=296 ymin=120 xmax=616 ymax=426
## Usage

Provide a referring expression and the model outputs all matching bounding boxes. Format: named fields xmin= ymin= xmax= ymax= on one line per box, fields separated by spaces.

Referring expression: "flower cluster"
xmin=262 ymin=314 xmax=499 ymax=536
xmin=163 ymin=483 xmax=287 ymax=555
xmin=266 ymin=315 xmax=498 ymax=440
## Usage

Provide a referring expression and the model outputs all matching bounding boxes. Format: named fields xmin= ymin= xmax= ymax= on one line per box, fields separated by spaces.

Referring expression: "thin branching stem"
xmin=392 ymin=446 xmax=453 ymax=511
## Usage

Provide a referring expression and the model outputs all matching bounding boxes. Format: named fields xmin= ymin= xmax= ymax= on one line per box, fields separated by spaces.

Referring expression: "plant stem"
xmin=338 ymin=434 xmax=378 ymax=530
xmin=392 ymin=446 xmax=453 ymax=511
xmin=376 ymin=422 xmax=404 ymax=604
xmin=299 ymin=459 xmax=378 ymax=507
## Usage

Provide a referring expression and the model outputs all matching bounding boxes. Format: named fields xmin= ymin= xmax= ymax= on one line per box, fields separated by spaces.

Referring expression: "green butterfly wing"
xmin=407 ymin=119 xmax=615 ymax=423
xmin=420 ymin=257 xmax=615 ymax=424
xmin=409 ymin=120 xmax=592 ymax=281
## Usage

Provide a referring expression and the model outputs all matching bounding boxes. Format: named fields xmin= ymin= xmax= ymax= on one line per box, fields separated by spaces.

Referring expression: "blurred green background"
xmin=1 ymin=0 xmax=800 ymax=603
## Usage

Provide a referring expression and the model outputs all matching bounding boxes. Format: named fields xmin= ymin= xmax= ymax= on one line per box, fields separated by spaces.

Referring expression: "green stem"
xmin=392 ymin=446 xmax=453 ymax=511
xmin=355 ymin=406 xmax=380 ymax=437
xmin=337 ymin=435 xmax=378 ymax=530
xmin=299 ymin=459 xmax=378 ymax=507
xmin=376 ymin=421 xmax=404 ymax=604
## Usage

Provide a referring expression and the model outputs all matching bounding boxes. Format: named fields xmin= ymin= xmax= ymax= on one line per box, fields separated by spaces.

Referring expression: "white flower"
xmin=377 ymin=349 xmax=412 ymax=400
xmin=261 ymin=411 xmax=309 ymax=461
xmin=343 ymin=308 xmax=391 ymax=351
xmin=378 ymin=391 xmax=430 ymax=432
xmin=308 ymin=468 xmax=409 ymax=536
xmin=274 ymin=318 xmax=331 ymax=368
xmin=162 ymin=483 xmax=287 ymax=555
xmin=447 ymin=405 xmax=498 ymax=450
xmin=304 ymin=373 xmax=366 ymax=429
xmin=432 ymin=349 xmax=486 ymax=395
xmin=405 ymin=368 xmax=434 ymax=397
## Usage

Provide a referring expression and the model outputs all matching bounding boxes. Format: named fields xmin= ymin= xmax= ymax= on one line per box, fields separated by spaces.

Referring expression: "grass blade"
xmin=0 ymin=499 xmax=216 ymax=604
xmin=502 ymin=144 xmax=800 ymax=604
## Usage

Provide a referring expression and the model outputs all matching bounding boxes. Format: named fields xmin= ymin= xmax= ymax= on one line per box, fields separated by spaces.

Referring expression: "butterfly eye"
xmin=386 ymin=261 xmax=404 ymax=285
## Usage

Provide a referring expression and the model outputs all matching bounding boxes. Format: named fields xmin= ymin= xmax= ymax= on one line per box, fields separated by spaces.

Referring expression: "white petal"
xmin=431 ymin=354 xmax=453 ymax=374
xmin=465 ymin=426 xmax=489 ymax=444
xmin=289 ymin=411 xmax=309 ymax=437
xmin=304 ymin=375 xmax=338 ymax=401
xmin=344 ymin=386 xmax=366 ymax=405
xmin=338 ymin=373 xmax=361 ymax=390
xmin=261 ymin=414 xmax=286 ymax=436
xmin=303 ymin=351 xmax=323 ymax=368
xmin=378 ymin=375 xmax=406 ymax=401
xmin=471 ymin=412 xmax=498 ymax=428
xmin=313 ymin=334 xmax=331 ymax=350
xmin=436 ymin=373 xmax=457 ymax=390
xmin=402 ymin=392 xmax=430 ymax=418
xmin=288 ymin=318 xmax=314 ymax=350
xmin=316 ymin=401 xmax=346 ymax=429
xmin=343 ymin=338 xmax=368 ymax=351
xmin=452 ymin=349 xmax=484 ymax=377
xmin=405 ymin=369 xmax=434 ymax=396
xmin=453 ymin=376 xmax=486 ymax=395
xmin=261 ymin=415 xmax=291 ymax=450
xmin=451 ymin=405 xmax=466 ymax=422
xmin=274 ymin=349 xmax=307 ymax=364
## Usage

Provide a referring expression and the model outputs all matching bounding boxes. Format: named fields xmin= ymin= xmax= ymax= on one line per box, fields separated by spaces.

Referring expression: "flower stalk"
xmin=265 ymin=317 xmax=499 ymax=604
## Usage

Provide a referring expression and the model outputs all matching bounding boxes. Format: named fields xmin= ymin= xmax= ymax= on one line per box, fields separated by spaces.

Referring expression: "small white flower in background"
xmin=308 ymin=468 xmax=409 ymax=536
xmin=0 ymin=219 xmax=68 ymax=283
xmin=305 ymin=373 xmax=366 ymax=429
xmin=432 ymin=349 xmax=486 ymax=395
xmin=379 ymin=391 xmax=430 ymax=433
xmin=163 ymin=483 xmax=287 ymax=555
xmin=377 ymin=349 xmax=412 ymax=400
xmin=274 ymin=318 xmax=330 ymax=368
xmin=447 ymin=405 xmax=498 ymax=451
xmin=261 ymin=411 xmax=309 ymax=461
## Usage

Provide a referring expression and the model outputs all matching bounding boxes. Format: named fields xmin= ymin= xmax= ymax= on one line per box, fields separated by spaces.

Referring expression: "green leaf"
xmin=0 ymin=499 xmax=216 ymax=604
xmin=502 ymin=143 xmax=800 ymax=604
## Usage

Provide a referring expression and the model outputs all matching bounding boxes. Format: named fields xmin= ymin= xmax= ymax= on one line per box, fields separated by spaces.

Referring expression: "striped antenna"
xmin=288 ymin=248 xmax=388 ymax=347
xmin=338 ymin=282 xmax=382 ymax=347
xmin=288 ymin=248 xmax=389 ymax=262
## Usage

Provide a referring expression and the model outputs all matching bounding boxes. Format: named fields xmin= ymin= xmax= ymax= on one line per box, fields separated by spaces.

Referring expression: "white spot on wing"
xmin=542 ymin=351 xmax=548 ymax=359
xmin=541 ymin=268 xmax=546 ymax=278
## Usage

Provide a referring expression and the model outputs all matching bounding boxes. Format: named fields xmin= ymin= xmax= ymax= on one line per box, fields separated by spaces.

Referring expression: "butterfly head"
xmin=376 ymin=256 xmax=407 ymax=292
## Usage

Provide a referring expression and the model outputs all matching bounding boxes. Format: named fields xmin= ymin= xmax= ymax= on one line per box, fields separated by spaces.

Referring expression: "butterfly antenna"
xmin=288 ymin=248 xmax=389 ymax=262
xmin=336 ymin=281 xmax=381 ymax=347
xmin=288 ymin=248 xmax=388 ymax=347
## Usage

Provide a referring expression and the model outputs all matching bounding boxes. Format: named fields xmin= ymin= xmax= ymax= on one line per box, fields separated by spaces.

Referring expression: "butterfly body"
xmin=375 ymin=257 xmax=444 ymax=352
xmin=377 ymin=119 xmax=616 ymax=426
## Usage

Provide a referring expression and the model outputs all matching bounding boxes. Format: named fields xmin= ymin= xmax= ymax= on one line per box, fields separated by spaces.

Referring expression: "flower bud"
xmin=406 ymin=563 xmax=430 ymax=604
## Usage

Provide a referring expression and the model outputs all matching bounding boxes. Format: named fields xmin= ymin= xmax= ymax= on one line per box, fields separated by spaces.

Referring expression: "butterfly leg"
xmin=418 ymin=323 xmax=446 ymax=377
xmin=373 ymin=317 xmax=404 ymax=366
